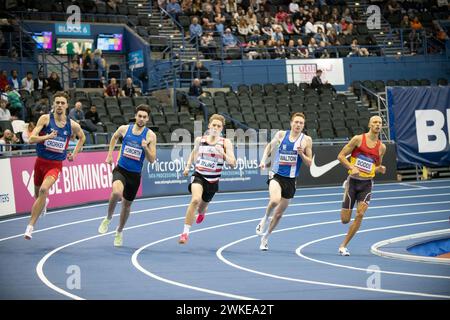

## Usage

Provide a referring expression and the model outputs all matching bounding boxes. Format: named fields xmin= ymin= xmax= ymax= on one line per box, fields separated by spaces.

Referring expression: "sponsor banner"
xmin=142 ymin=146 xmax=267 ymax=197
xmin=286 ymin=59 xmax=345 ymax=85
xmin=0 ymin=159 xmax=16 ymax=216
xmin=128 ymin=50 xmax=144 ymax=69
xmin=297 ymin=143 xmax=397 ymax=187
xmin=387 ymin=86 xmax=450 ymax=167
xmin=55 ymin=23 xmax=91 ymax=36
xmin=10 ymin=151 xmax=134 ymax=214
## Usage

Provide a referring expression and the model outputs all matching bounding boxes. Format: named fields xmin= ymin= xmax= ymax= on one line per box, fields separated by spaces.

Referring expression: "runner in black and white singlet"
xmin=256 ymin=112 xmax=313 ymax=251
xmin=178 ymin=114 xmax=236 ymax=244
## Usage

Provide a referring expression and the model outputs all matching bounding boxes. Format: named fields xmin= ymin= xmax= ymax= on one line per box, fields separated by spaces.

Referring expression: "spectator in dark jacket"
xmin=188 ymin=78 xmax=204 ymax=97
xmin=47 ymin=72 xmax=63 ymax=93
xmin=84 ymin=105 xmax=102 ymax=125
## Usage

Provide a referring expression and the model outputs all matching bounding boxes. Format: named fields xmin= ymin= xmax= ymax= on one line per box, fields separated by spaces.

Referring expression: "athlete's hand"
xmin=377 ymin=165 xmax=386 ymax=174
xmin=67 ymin=152 xmax=75 ymax=162
xmin=297 ymin=146 xmax=305 ymax=156
xmin=214 ymin=144 xmax=225 ymax=155
xmin=141 ymin=139 xmax=149 ymax=149
xmin=350 ymin=166 xmax=360 ymax=176
xmin=105 ymin=154 xmax=113 ymax=165
xmin=47 ymin=130 xmax=57 ymax=140
xmin=259 ymin=162 xmax=267 ymax=170
xmin=183 ymin=167 xmax=190 ymax=176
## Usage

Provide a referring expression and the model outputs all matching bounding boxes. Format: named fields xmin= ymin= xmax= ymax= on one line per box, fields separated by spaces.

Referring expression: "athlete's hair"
xmin=291 ymin=112 xmax=305 ymax=121
xmin=209 ymin=114 xmax=225 ymax=126
xmin=135 ymin=104 xmax=151 ymax=116
xmin=53 ymin=91 xmax=69 ymax=103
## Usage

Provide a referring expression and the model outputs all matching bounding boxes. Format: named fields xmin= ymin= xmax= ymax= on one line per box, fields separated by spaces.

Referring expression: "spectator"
xmin=0 ymin=70 xmax=8 ymax=92
xmin=188 ymin=78 xmax=204 ymax=97
xmin=84 ymin=105 xmax=102 ymax=125
xmin=121 ymin=77 xmax=136 ymax=97
xmin=69 ymin=101 xmax=85 ymax=123
xmin=311 ymin=69 xmax=335 ymax=94
xmin=275 ymin=6 xmax=288 ymax=24
xmin=21 ymin=71 xmax=34 ymax=93
xmin=181 ymin=0 xmax=193 ymax=15
xmin=0 ymin=129 xmax=19 ymax=153
xmin=349 ymin=38 xmax=369 ymax=57
xmin=222 ymin=28 xmax=238 ymax=49
xmin=225 ymin=0 xmax=237 ymax=14
xmin=98 ymin=76 xmax=108 ymax=90
xmin=238 ymin=19 xmax=251 ymax=36
xmin=47 ymin=72 xmax=63 ymax=93
xmin=215 ymin=16 xmax=225 ymax=34
xmin=202 ymin=4 xmax=216 ymax=27
xmin=33 ymin=71 xmax=49 ymax=93
xmin=305 ymin=16 xmax=315 ymax=35
xmin=200 ymin=32 xmax=217 ymax=59
xmin=8 ymin=70 xmax=20 ymax=90
xmin=308 ymin=37 xmax=318 ymax=55
xmin=289 ymin=1 xmax=300 ymax=14
xmin=400 ymin=15 xmax=410 ymax=29
xmin=166 ymin=0 xmax=182 ymax=22
xmin=5 ymin=85 xmax=24 ymax=119
xmin=296 ymin=39 xmax=309 ymax=58
xmin=189 ymin=17 xmax=203 ymax=44
xmin=286 ymin=39 xmax=297 ymax=59
xmin=193 ymin=61 xmax=212 ymax=86
xmin=192 ymin=0 xmax=202 ymax=15
xmin=283 ymin=16 xmax=296 ymax=35
xmin=70 ymin=58 xmax=80 ymax=88
xmin=271 ymin=26 xmax=285 ymax=44
xmin=22 ymin=121 xmax=36 ymax=144
xmin=260 ymin=17 xmax=274 ymax=37
xmin=104 ymin=78 xmax=120 ymax=97
xmin=314 ymin=27 xmax=329 ymax=44
xmin=32 ymin=97 xmax=50 ymax=123
xmin=317 ymin=41 xmax=330 ymax=58
xmin=410 ymin=16 xmax=423 ymax=31
xmin=245 ymin=8 xmax=258 ymax=30
xmin=256 ymin=39 xmax=271 ymax=59
xmin=93 ymin=49 xmax=106 ymax=78
xmin=0 ymin=99 xmax=11 ymax=120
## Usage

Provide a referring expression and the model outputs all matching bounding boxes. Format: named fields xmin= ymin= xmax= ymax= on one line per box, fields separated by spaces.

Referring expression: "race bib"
xmin=44 ymin=138 xmax=66 ymax=153
xmin=197 ymin=158 xmax=218 ymax=170
xmin=279 ymin=152 xmax=297 ymax=166
xmin=123 ymin=145 xmax=143 ymax=161
xmin=355 ymin=155 xmax=374 ymax=173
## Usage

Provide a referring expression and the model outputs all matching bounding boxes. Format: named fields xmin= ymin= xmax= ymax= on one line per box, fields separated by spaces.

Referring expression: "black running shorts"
xmin=267 ymin=173 xmax=297 ymax=199
xmin=342 ymin=176 xmax=373 ymax=210
xmin=112 ymin=165 xmax=141 ymax=201
xmin=188 ymin=172 xmax=218 ymax=203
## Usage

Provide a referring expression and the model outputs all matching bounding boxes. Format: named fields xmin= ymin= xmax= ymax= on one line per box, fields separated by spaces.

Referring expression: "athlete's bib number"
xmin=197 ymin=159 xmax=218 ymax=170
xmin=123 ymin=145 xmax=142 ymax=161
xmin=44 ymin=138 xmax=66 ymax=153
xmin=355 ymin=155 xmax=374 ymax=173
xmin=279 ymin=152 xmax=297 ymax=166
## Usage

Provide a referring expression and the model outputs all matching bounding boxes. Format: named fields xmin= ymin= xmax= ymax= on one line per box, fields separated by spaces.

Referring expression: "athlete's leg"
xmin=116 ymin=198 xmax=132 ymax=232
xmin=340 ymin=201 xmax=369 ymax=248
xmin=341 ymin=178 xmax=353 ymax=224
xmin=257 ymin=180 xmax=282 ymax=234
xmin=107 ymin=180 xmax=124 ymax=220
xmin=185 ymin=183 xmax=204 ymax=226
xmin=196 ymin=200 xmax=209 ymax=224
xmin=266 ymin=197 xmax=290 ymax=234
xmin=28 ymin=175 xmax=56 ymax=227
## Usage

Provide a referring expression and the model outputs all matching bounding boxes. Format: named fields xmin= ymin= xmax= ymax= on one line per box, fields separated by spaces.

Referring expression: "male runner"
xmin=256 ymin=112 xmax=313 ymax=250
xmin=178 ymin=114 xmax=236 ymax=244
xmin=98 ymin=104 xmax=156 ymax=246
xmin=24 ymin=92 xmax=86 ymax=239
xmin=337 ymin=115 xmax=386 ymax=256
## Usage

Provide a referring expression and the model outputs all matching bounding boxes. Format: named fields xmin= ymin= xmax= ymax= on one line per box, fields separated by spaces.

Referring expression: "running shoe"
xmin=259 ymin=236 xmax=268 ymax=251
xmin=41 ymin=198 xmax=49 ymax=217
xmin=338 ymin=247 xmax=350 ymax=256
xmin=178 ymin=233 xmax=189 ymax=244
xmin=256 ymin=222 xmax=264 ymax=236
xmin=24 ymin=225 xmax=34 ymax=240
xmin=196 ymin=213 xmax=205 ymax=224
xmin=98 ymin=218 xmax=111 ymax=234
xmin=114 ymin=231 xmax=123 ymax=247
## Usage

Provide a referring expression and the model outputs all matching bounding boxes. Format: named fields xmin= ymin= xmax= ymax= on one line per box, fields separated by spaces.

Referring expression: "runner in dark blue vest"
xmin=256 ymin=112 xmax=313 ymax=251
xmin=98 ymin=104 xmax=156 ymax=247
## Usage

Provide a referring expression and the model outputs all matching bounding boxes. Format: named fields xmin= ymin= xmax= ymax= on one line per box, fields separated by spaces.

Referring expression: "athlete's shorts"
xmin=268 ymin=173 xmax=297 ymax=199
xmin=112 ymin=165 xmax=141 ymax=201
xmin=34 ymin=157 xmax=63 ymax=186
xmin=188 ymin=172 xmax=218 ymax=203
xmin=342 ymin=176 xmax=374 ymax=210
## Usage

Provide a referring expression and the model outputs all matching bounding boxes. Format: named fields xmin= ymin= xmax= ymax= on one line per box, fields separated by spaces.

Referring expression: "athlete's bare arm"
xmin=28 ymin=114 xmax=54 ymax=144
xmin=220 ymin=138 xmax=237 ymax=168
xmin=375 ymin=143 xmax=387 ymax=174
xmin=183 ymin=136 xmax=201 ymax=176
xmin=68 ymin=120 xmax=86 ymax=161
xmin=142 ymin=130 xmax=157 ymax=163
xmin=260 ymin=130 xmax=284 ymax=169
xmin=106 ymin=125 xmax=128 ymax=164
xmin=338 ymin=135 xmax=362 ymax=176
xmin=297 ymin=135 xmax=313 ymax=167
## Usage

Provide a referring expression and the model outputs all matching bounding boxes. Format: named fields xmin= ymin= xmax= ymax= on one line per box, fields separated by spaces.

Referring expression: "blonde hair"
xmin=290 ymin=112 xmax=305 ymax=121
xmin=209 ymin=114 xmax=226 ymax=126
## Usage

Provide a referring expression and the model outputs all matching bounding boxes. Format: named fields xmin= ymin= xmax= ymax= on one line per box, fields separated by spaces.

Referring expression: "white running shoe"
xmin=256 ymin=217 xmax=271 ymax=236
xmin=24 ymin=225 xmax=34 ymax=240
xmin=114 ymin=230 xmax=123 ymax=247
xmin=256 ymin=222 xmax=264 ymax=236
xmin=338 ymin=247 xmax=350 ymax=256
xmin=260 ymin=236 xmax=269 ymax=251
xmin=41 ymin=198 xmax=49 ymax=217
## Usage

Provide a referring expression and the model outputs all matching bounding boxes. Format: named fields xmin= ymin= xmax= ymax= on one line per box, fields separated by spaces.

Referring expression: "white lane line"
xmin=295 ymin=228 xmax=450 ymax=277
xmin=399 ymin=183 xmax=429 ymax=190
xmin=217 ymin=219 xmax=450 ymax=299
xmin=371 ymin=229 xmax=450 ymax=265
xmin=132 ymin=212 xmax=450 ymax=300
xmin=3 ymin=192 xmax=450 ymax=242
xmin=2 ymin=181 xmax=449 ymax=223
